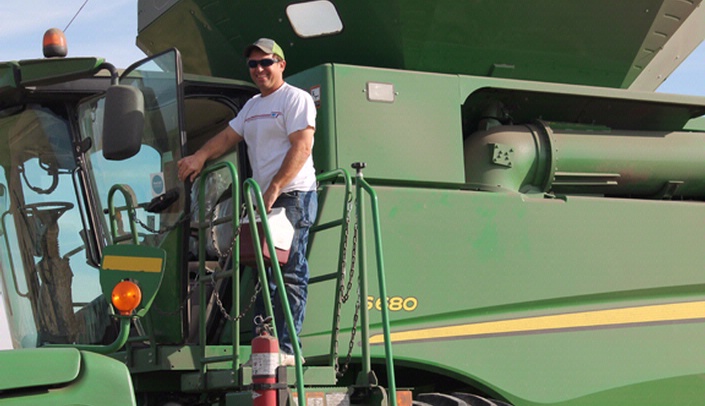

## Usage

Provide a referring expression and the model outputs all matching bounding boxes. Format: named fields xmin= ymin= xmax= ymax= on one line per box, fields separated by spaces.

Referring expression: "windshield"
xmin=0 ymin=105 xmax=104 ymax=347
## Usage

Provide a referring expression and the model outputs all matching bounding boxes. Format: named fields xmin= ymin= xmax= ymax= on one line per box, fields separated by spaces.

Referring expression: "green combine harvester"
xmin=2 ymin=1 xmax=705 ymax=405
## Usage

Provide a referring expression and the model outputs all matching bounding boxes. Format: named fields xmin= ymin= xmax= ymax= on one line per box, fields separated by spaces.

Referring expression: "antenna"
xmin=64 ymin=0 xmax=90 ymax=32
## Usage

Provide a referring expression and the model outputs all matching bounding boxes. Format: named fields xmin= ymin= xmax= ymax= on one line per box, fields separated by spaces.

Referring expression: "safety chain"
xmin=212 ymin=276 xmax=262 ymax=322
xmin=134 ymin=213 xmax=187 ymax=235
xmin=332 ymin=197 xmax=361 ymax=377
xmin=210 ymin=203 xmax=247 ymax=261
xmin=128 ymin=201 xmax=198 ymax=237
xmin=338 ymin=291 xmax=362 ymax=377
xmin=150 ymin=263 xmax=261 ymax=322
xmin=341 ymin=218 xmax=359 ymax=302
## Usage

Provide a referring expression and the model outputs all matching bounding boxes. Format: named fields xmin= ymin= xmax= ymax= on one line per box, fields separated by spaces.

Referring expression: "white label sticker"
xmin=150 ymin=172 xmax=165 ymax=197
xmin=251 ymin=352 xmax=279 ymax=376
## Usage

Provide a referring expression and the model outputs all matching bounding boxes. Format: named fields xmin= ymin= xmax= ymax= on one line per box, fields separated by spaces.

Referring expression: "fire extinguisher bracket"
xmin=251 ymin=383 xmax=289 ymax=390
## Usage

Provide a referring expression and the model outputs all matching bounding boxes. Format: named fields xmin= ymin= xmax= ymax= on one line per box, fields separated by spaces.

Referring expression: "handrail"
xmin=312 ymin=168 xmax=353 ymax=233
xmin=242 ymin=179 xmax=306 ymax=406
xmin=310 ymin=165 xmax=397 ymax=403
xmin=197 ymin=161 xmax=240 ymax=381
xmin=312 ymin=169 xmax=355 ymax=367
xmin=107 ymin=184 xmax=140 ymax=245
xmin=1 ymin=210 xmax=29 ymax=298
xmin=352 ymin=163 xmax=397 ymax=406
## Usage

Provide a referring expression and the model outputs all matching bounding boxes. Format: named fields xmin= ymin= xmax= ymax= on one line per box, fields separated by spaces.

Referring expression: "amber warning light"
xmin=112 ymin=280 xmax=142 ymax=315
xmin=43 ymin=28 xmax=67 ymax=58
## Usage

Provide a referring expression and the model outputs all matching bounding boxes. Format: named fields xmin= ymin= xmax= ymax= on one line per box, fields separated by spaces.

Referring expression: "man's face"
xmin=247 ymin=48 xmax=286 ymax=96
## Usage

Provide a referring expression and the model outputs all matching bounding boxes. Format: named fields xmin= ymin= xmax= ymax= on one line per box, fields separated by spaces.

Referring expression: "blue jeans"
xmin=255 ymin=189 xmax=317 ymax=355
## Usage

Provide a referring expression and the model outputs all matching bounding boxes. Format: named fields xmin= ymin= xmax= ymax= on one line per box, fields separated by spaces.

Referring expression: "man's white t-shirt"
xmin=230 ymin=82 xmax=317 ymax=193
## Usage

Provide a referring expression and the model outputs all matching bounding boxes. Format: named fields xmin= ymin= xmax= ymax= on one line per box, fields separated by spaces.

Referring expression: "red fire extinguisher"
xmin=252 ymin=318 xmax=280 ymax=406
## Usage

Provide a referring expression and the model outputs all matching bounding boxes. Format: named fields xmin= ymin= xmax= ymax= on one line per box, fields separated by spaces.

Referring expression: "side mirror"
xmin=102 ymin=85 xmax=144 ymax=160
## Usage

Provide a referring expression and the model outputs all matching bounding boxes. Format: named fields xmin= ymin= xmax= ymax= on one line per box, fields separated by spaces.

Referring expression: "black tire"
xmin=452 ymin=392 xmax=513 ymax=406
xmin=416 ymin=393 xmax=473 ymax=406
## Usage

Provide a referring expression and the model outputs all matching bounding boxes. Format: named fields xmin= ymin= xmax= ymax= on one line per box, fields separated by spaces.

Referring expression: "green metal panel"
xmin=332 ymin=65 xmax=464 ymax=183
xmin=687 ymin=115 xmax=705 ymax=131
xmin=16 ymin=57 xmax=104 ymax=86
xmin=0 ymin=62 xmax=19 ymax=95
xmin=0 ymin=58 xmax=104 ymax=105
xmin=0 ymin=348 xmax=80 ymax=391
xmin=290 ymin=64 xmax=465 ymax=182
xmin=304 ymin=184 xmax=705 ymax=405
xmin=0 ymin=349 xmax=136 ymax=405
xmin=147 ymin=205 xmax=188 ymax=343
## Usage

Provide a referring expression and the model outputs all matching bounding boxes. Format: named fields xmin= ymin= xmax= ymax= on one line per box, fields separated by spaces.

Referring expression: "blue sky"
xmin=1 ymin=0 xmax=145 ymax=67
xmin=1 ymin=1 xmax=704 ymax=349
xmin=659 ymin=42 xmax=705 ymax=96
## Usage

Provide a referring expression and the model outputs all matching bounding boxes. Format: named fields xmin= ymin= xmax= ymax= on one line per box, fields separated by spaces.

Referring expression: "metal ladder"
xmin=192 ymin=161 xmax=399 ymax=405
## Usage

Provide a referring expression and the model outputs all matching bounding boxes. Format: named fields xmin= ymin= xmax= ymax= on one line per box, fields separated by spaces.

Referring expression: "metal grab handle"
xmin=107 ymin=184 xmax=140 ymax=245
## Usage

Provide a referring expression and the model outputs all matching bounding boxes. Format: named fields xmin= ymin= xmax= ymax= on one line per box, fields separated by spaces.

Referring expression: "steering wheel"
xmin=21 ymin=201 xmax=74 ymax=219
xmin=20 ymin=202 xmax=75 ymax=257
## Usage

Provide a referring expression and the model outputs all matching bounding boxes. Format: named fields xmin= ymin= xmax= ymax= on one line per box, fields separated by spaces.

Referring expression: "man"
xmin=177 ymin=38 xmax=317 ymax=365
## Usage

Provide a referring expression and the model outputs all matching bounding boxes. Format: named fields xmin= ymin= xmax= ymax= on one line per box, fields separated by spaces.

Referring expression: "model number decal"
xmin=367 ymin=296 xmax=418 ymax=312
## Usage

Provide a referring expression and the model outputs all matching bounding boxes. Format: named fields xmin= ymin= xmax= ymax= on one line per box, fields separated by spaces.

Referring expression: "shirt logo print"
xmin=246 ymin=111 xmax=283 ymax=122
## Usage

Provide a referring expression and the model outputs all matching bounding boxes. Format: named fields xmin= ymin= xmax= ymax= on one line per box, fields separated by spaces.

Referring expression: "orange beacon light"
xmin=111 ymin=280 xmax=143 ymax=316
xmin=43 ymin=28 xmax=68 ymax=58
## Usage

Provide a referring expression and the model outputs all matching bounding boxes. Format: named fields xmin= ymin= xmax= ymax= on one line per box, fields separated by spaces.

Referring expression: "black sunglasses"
xmin=247 ymin=58 xmax=280 ymax=68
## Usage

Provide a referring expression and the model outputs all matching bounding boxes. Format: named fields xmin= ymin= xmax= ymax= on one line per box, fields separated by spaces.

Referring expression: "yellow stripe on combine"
xmin=369 ymin=301 xmax=705 ymax=344
xmin=103 ymin=255 xmax=163 ymax=273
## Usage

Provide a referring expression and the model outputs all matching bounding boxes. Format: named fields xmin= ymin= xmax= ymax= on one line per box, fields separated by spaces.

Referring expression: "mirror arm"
xmin=44 ymin=316 xmax=131 ymax=355
xmin=98 ymin=62 xmax=119 ymax=85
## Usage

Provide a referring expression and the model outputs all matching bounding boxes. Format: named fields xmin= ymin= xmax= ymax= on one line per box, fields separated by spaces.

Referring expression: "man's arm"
xmin=177 ymin=126 xmax=244 ymax=182
xmin=262 ymin=126 xmax=314 ymax=212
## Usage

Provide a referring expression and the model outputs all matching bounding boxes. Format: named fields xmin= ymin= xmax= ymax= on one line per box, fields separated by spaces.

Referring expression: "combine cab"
xmin=2 ymin=1 xmax=705 ymax=405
